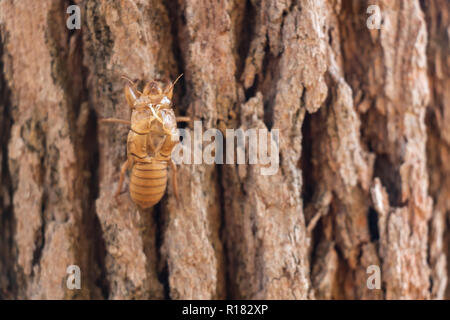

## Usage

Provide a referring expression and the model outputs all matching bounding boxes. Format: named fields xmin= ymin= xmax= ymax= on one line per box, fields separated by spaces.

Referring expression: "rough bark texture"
xmin=0 ymin=0 xmax=448 ymax=299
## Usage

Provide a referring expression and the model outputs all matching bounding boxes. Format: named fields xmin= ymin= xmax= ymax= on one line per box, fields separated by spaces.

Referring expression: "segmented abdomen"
xmin=130 ymin=161 xmax=168 ymax=209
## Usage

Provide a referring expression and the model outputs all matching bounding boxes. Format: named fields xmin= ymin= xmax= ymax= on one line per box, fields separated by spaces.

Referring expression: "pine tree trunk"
xmin=0 ymin=0 xmax=448 ymax=299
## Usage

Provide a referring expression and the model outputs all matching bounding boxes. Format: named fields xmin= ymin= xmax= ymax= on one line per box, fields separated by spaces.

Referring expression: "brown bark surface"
xmin=0 ymin=0 xmax=448 ymax=299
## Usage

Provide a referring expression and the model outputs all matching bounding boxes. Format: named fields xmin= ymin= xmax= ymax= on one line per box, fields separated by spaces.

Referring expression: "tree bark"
xmin=0 ymin=0 xmax=448 ymax=299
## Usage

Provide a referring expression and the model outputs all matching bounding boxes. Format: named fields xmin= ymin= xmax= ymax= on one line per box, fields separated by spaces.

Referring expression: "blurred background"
xmin=0 ymin=0 xmax=449 ymax=299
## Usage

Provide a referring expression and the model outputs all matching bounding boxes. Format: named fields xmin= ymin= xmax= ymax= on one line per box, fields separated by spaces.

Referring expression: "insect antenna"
xmin=167 ymin=73 xmax=184 ymax=93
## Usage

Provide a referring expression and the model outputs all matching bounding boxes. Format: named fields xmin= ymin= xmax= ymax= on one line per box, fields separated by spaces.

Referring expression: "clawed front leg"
xmin=100 ymin=118 xmax=131 ymax=126
xmin=149 ymin=105 xmax=164 ymax=124
xmin=149 ymin=107 xmax=175 ymax=136
xmin=176 ymin=116 xmax=191 ymax=123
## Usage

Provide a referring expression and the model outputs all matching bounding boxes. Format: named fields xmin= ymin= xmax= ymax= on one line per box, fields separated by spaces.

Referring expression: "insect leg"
xmin=169 ymin=159 xmax=179 ymax=202
xmin=176 ymin=116 xmax=191 ymax=123
xmin=149 ymin=105 xmax=164 ymax=124
xmin=99 ymin=118 xmax=131 ymax=126
xmin=114 ymin=158 xmax=131 ymax=200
